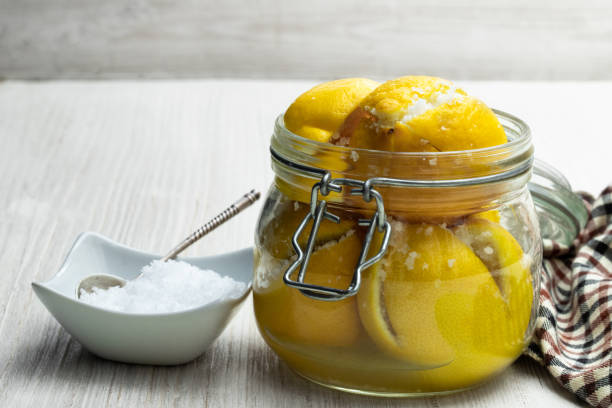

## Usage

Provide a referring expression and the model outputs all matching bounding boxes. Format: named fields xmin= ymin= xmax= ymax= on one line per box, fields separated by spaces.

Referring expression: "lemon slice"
xmin=357 ymin=221 xmax=496 ymax=366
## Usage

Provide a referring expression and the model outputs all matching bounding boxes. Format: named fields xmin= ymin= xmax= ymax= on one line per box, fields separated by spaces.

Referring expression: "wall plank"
xmin=1 ymin=0 xmax=612 ymax=80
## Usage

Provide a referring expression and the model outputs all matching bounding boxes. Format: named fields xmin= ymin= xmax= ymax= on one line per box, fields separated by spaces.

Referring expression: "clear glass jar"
xmin=253 ymin=111 xmax=572 ymax=396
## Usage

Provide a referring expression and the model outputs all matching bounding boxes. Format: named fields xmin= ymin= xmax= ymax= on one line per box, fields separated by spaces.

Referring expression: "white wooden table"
xmin=2 ymin=80 xmax=607 ymax=407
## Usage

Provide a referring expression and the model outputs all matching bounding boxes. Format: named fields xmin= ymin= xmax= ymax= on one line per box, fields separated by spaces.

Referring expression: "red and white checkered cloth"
xmin=525 ymin=185 xmax=612 ymax=407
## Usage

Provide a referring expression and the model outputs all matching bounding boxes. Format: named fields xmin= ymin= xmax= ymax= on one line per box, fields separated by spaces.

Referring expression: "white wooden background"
xmin=1 ymin=0 xmax=612 ymax=80
xmin=1 ymin=79 xmax=607 ymax=407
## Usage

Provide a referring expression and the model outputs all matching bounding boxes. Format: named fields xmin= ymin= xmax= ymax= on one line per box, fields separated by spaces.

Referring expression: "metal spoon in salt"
xmin=76 ymin=189 xmax=260 ymax=298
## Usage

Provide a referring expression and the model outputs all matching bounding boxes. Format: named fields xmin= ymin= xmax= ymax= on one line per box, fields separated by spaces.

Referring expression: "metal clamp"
xmin=283 ymin=172 xmax=391 ymax=301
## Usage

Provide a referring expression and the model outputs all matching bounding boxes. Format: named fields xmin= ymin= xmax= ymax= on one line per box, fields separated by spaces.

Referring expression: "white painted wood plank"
xmin=0 ymin=80 xmax=602 ymax=407
xmin=1 ymin=1 xmax=612 ymax=80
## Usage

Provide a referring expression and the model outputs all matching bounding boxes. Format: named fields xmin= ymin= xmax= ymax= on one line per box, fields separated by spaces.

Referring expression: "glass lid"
xmin=528 ymin=159 xmax=588 ymax=246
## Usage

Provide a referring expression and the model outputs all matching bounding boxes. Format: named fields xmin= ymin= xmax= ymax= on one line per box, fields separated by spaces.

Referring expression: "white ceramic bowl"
xmin=32 ymin=232 xmax=252 ymax=365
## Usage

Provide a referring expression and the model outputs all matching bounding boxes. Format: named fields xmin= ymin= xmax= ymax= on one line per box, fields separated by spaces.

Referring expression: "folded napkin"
xmin=526 ymin=185 xmax=612 ymax=408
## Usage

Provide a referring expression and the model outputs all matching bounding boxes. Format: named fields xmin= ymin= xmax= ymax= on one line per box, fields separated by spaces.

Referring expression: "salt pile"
xmin=79 ymin=260 xmax=246 ymax=314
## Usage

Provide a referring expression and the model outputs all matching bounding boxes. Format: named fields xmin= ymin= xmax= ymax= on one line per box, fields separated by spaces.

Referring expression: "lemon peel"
xmin=254 ymin=228 xmax=365 ymax=348
xmin=452 ymin=218 xmax=534 ymax=355
xmin=336 ymin=76 xmax=506 ymax=152
xmin=259 ymin=198 xmax=355 ymax=260
xmin=357 ymin=221 xmax=497 ymax=366
xmin=286 ymin=229 xmax=364 ymax=346
xmin=284 ymin=78 xmax=380 ymax=143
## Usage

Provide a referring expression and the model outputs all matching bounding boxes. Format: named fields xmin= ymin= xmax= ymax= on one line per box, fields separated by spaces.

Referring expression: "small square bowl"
xmin=32 ymin=232 xmax=252 ymax=365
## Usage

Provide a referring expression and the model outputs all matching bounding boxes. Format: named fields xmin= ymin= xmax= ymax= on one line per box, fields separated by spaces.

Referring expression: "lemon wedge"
xmin=452 ymin=218 xmax=534 ymax=354
xmin=255 ymin=228 xmax=364 ymax=348
xmin=285 ymin=229 xmax=364 ymax=346
xmin=357 ymin=221 xmax=497 ymax=366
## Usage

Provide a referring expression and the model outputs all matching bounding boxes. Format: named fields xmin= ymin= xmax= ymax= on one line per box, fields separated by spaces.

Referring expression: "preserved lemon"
xmin=284 ymin=78 xmax=379 ymax=143
xmin=280 ymin=78 xmax=379 ymax=204
xmin=453 ymin=218 xmax=534 ymax=354
xmin=258 ymin=197 xmax=355 ymax=259
xmin=358 ymin=222 xmax=499 ymax=366
xmin=254 ymin=228 xmax=364 ymax=348
xmin=335 ymin=76 xmax=506 ymax=152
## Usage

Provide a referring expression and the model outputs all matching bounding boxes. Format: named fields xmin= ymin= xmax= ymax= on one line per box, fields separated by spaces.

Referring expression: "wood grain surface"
xmin=1 ymin=0 xmax=612 ymax=80
xmin=1 ymin=79 xmax=604 ymax=407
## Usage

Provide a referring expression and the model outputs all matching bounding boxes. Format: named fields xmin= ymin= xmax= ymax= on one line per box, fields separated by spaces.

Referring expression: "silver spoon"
xmin=76 ymin=189 xmax=260 ymax=298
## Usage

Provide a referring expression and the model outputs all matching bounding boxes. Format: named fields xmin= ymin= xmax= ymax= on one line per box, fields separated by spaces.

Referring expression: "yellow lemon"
xmin=286 ymin=229 xmax=364 ymax=346
xmin=258 ymin=198 xmax=356 ymax=260
xmin=356 ymin=218 xmax=533 ymax=389
xmin=421 ymin=220 xmax=533 ymax=388
xmin=280 ymin=78 xmax=379 ymax=205
xmin=336 ymin=76 xmax=506 ymax=152
xmin=469 ymin=209 xmax=501 ymax=224
xmin=357 ymin=221 xmax=497 ymax=366
xmin=284 ymin=78 xmax=380 ymax=143
xmin=254 ymin=228 xmax=364 ymax=348
xmin=452 ymin=218 xmax=534 ymax=354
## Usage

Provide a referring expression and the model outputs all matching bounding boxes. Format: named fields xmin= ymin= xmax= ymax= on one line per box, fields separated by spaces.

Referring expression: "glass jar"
xmin=253 ymin=111 xmax=581 ymax=396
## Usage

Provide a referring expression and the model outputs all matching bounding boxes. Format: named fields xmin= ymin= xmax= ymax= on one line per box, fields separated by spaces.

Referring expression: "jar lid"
xmin=528 ymin=159 xmax=588 ymax=246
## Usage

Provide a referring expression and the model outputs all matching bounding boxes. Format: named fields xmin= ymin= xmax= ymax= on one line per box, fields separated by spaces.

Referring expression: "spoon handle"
xmin=161 ymin=189 xmax=261 ymax=262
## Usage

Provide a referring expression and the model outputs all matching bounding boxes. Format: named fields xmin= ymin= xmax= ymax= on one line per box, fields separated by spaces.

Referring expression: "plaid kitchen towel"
xmin=525 ymin=185 xmax=612 ymax=407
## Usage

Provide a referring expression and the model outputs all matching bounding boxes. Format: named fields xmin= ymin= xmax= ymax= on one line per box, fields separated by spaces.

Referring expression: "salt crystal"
xmin=448 ymin=259 xmax=456 ymax=268
xmin=404 ymin=251 xmax=419 ymax=270
xmin=350 ymin=150 xmax=360 ymax=162
xmin=483 ymin=246 xmax=494 ymax=255
xmin=79 ymin=260 xmax=246 ymax=314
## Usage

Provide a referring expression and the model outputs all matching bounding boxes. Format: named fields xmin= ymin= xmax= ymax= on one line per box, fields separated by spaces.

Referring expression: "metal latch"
xmin=283 ymin=172 xmax=391 ymax=301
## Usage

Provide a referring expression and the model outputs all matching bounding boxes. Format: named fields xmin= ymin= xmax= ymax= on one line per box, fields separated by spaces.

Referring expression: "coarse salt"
xmin=79 ymin=260 xmax=246 ymax=314
xmin=404 ymin=251 xmax=419 ymax=270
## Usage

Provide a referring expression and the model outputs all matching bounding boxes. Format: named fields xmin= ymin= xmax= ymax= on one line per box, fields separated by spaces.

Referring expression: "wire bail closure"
xmin=283 ymin=172 xmax=391 ymax=301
